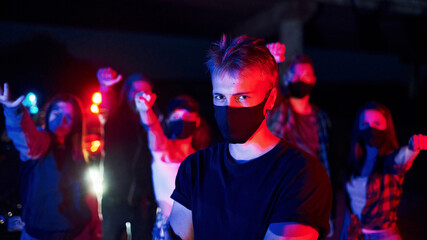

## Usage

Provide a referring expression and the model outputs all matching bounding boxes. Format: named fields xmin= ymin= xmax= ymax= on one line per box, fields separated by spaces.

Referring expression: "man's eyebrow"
xmin=233 ymin=91 xmax=252 ymax=95
xmin=212 ymin=91 xmax=253 ymax=95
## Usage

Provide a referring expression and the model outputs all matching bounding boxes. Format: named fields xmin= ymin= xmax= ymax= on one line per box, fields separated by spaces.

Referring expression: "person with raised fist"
xmin=135 ymin=92 xmax=210 ymax=240
xmin=0 ymin=83 xmax=100 ymax=240
xmin=96 ymin=68 xmax=156 ymax=240
xmin=341 ymin=101 xmax=427 ymax=240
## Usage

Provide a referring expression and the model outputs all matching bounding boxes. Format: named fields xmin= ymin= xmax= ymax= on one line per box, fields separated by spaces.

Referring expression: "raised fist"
xmin=97 ymin=67 xmax=122 ymax=88
xmin=135 ymin=91 xmax=157 ymax=112
xmin=409 ymin=134 xmax=427 ymax=151
xmin=266 ymin=42 xmax=286 ymax=63
xmin=0 ymin=83 xmax=25 ymax=108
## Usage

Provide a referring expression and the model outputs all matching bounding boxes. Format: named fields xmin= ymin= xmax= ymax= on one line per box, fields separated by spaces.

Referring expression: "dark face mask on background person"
xmin=360 ymin=127 xmax=387 ymax=147
xmin=168 ymin=120 xmax=197 ymax=139
xmin=287 ymin=81 xmax=314 ymax=99
xmin=214 ymin=95 xmax=269 ymax=144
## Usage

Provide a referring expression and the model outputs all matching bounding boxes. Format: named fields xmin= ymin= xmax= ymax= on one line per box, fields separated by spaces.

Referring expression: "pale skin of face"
xmin=212 ymin=69 xmax=273 ymax=108
xmin=288 ymin=63 xmax=316 ymax=85
xmin=168 ymin=109 xmax=199 ymax=123
xmin=212 ymin=68 xmax=280 ymax=161
xmin=169 ymin=67 xmax=319 ymax=240
xmin=359 ymin=109 xmax=387 ymax=131
xmin=48 ymin=101 xmax=74 ymax=144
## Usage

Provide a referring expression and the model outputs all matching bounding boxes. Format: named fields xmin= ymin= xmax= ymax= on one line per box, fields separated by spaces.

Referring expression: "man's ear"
xmin=265 ymin=88 xmax=277 ymax=115
xmin=270 ymin=87 xmax=277 ymax=108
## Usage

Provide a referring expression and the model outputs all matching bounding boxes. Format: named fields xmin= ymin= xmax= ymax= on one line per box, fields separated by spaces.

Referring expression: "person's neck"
xmin=365 ymin=145 xmax=379 ymax=158
xmin=289 ymin=95 xmax=312 ymax=115
xmin=229 ymin=122 xmax=280 ymax=162
xmin=361 ymin=145 xmax=379 ymax=176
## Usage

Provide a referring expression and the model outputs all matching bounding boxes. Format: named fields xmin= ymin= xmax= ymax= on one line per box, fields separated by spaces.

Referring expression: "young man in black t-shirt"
xmin=168 ymin=35 xmax=332 ymax=240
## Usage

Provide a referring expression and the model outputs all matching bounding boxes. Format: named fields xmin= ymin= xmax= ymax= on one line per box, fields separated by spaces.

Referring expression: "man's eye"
xmin=214 ymin=95 xmax=224 ymax=100
xmin=236 ymin=95 xmax=248 ymax=102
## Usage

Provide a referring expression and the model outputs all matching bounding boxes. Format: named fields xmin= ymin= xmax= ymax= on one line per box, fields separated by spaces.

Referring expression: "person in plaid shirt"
xmin=341 ymin=102 xmax=427 ymax=240
xmin=266 ymin=48 xmax=334 ymax=237
xmin=265 ymin=53 xmax=331 ymax=177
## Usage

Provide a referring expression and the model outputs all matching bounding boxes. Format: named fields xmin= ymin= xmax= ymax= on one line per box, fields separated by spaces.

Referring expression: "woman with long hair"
xmin=135 ymin=92 xmax=210 ymax=240
xmin=340 ymin=101 xmax=427 ymax=240
xmin=0 ymin=83 xmax=100 ymax=240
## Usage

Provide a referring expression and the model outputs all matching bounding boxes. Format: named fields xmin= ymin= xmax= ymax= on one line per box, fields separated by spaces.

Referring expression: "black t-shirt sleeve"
xmin=171 ymin=153 xmax=196 ymax=210
xmin=269 ymin=156 xmax=332 ymax=238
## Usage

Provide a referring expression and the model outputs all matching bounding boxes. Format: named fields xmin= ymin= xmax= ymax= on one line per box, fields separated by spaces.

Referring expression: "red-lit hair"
xmin=287 ymin=54 xmax=315 ymax=73
xmin=205 ymin=35 xmax=278 ymax=89
xmin=44 ymin=94 xmax=85 ymax=163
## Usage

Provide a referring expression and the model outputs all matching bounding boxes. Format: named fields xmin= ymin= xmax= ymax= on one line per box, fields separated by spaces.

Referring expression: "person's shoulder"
xmin=182 ymin=141 xmax=227 ymax=165
xmin=310 ymin=103 xmax=331 ymax=125
xmin=192 ymin=141 xmax=226 ymax=156
xmin=275 ymin=140 xmax=328 ymax=178
xmin=310 ymin=103 xmax=329 ymax=117
xmin=275 ymin=140 xmax=311 ymax=161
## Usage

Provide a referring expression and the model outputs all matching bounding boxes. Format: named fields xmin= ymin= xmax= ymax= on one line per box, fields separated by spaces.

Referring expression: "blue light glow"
xmin=29 ymin=106 xmax=39 ymax=114
xmin=22 ymin=92 xmax=37 ymax=107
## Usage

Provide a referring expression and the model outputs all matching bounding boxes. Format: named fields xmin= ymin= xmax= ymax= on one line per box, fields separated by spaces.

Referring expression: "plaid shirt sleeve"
xmin=266 ymin=102 xmax=286 ymax=139
xmin=267 ymin=102 xmax=332 ymax=177
xmin=315 ymin=108 xmax=331 ymax=177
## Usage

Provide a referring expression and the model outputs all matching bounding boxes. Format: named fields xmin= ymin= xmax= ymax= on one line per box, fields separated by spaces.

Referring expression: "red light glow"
xmin=90 ymin=140 xmax=101 ymax=152
xmin=92 ymin=92 xmax=102 ymax=105
xmin=90 ymin=104 xmax=99 ymax=114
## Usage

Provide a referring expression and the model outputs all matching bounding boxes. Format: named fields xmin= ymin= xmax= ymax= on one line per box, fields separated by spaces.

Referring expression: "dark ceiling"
xmin=2 ymin=0 xmax=427 ymax=62
xmin=2 ymin=0 xmax=283 ymax=36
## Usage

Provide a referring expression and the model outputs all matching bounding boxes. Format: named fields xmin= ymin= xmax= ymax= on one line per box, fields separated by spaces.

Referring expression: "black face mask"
xmin=168 ymin=120 xmax=197 ymax=139
xmin=360 ymin=127 xmax=387 ymax=147
xmin=288 ymin=81 xmax=314 ymax=99
xmin=214 ymin=95 xmax=269 ymax=144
